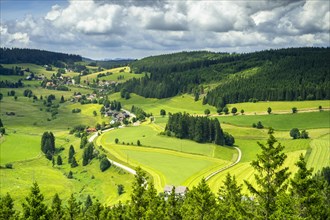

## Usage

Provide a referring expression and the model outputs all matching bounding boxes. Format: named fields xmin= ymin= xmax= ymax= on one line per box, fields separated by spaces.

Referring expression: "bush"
xmin=290 ymin=128 xmax=300 ymax=139
xmin=117 ymin=184 xmax=125 ymax=195
xmin=115 ymin=138 xmax=119 ymax=144
xmin=100 ymin=158 xmax=111 ymax=172
xmin=224 ymin=132 xmax=235 ymax=146
xmin=67 ymin=171 xmax=73 ymax=179
xmin=5 ymin=163 xmax=13 ymax=169
xmin=292 ymin=107 xmax=297 ymax=113
xmin=256 ymin=121 xmax=264 ymax=129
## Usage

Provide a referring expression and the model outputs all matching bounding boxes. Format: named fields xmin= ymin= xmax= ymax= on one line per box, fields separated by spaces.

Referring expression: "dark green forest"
xmin=121 ymin=47 xmax=329 ymax=107
xmin=1 ymin=131 xmax=329 ymax=220
xmin=164 ymin=112 xmax=235 ymax=146
xmin=0 ymin=48 xmax=82 ymax=65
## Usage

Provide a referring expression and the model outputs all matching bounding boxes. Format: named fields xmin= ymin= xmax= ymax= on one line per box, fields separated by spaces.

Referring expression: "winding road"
xmin=205 ymin=146 xmax=242 ymax=181
xmin=88 ymin=111 xmax=242 ymax=181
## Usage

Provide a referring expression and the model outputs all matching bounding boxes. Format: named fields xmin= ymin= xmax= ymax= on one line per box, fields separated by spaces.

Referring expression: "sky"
xmin=1 ymin=0 xmax=329 ymax=59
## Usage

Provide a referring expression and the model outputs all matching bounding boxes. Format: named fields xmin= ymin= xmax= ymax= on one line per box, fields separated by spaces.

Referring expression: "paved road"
xmin=205 ymin=146 xmax=242 ymax=181
xmin=88 ymin=126 xmax=137 ymax=175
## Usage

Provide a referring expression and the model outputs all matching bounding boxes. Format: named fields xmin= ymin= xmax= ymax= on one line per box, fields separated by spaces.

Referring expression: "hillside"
xmin=122 ymin=48 xmax=330 ymax=107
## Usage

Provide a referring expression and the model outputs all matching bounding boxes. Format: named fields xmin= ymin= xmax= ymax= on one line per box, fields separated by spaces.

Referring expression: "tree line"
xmin=0 ymin=48 xmax=82 ymax=65
xmin=1 ymin=130 xmax=329 ymax=219
xmin=164 ymin=112 xmax=235 ymax=146
xmin=119 ymin=48 xmax=329 ymax=107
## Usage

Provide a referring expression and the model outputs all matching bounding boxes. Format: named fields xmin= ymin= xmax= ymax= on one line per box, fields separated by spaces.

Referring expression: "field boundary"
xmin=205 ymin=146 xmax=242 ymax=181
xmin=89 ymin=127 xmax=137 ymax=175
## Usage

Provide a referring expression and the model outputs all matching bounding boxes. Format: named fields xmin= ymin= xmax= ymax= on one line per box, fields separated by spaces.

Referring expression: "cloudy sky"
xmin=1 ymin=0 xmax=329 ymax=59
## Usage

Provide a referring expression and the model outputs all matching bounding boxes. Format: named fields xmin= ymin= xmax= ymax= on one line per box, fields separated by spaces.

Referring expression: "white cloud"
xmin=1 ymin=0 xmax=329 ymax=59
xmin=0 ymin=25 xmax=30 ymax=46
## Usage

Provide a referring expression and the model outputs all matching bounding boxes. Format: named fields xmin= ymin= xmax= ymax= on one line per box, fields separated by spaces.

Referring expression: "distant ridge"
xmin=0 ymin=47 xmax=82 ymax=65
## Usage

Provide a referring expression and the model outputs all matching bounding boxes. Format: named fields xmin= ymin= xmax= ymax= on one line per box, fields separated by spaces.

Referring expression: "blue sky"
xmin=1 ymin=0 xmax=329 ymax=59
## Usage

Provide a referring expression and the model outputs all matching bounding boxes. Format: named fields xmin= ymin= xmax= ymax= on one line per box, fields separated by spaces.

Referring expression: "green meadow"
xmin=217 ymin=111 xmax=330 ymax=130
xmin=109 ymin=92 xmax=217 ymax=116
xmin=226 ymin=100 xmax=330 ymax=114
xmin=1 ymin=75 xmax=329 ymax=204
xmin=81 ymin=66 xmax=145 ymax=84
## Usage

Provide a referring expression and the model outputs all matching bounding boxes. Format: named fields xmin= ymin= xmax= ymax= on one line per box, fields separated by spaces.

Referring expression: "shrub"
xmin=100 ymin=158 xmax=111 ymax=172
xmin=5 ymin=163 xmax=13 ymax=169
xmin=117 ymin=184 xmax=125 ymax=195
xmin=290 ymin=128 xmax=300 ymax=139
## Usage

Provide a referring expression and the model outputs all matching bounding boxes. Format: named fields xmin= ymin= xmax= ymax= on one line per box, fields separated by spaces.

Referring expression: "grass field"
xmin=2 ymin=63 xmax=59 ymax=78
xmin=1 ymin=79 xmax=329 ymax=204
xmin=110 ymin=93 xmax=217 ymax=116
xmin=307 ymin=134 xmax=330 ymax=172
xmin=227 ymin=100 xmax=330 ymax=114
xmin=217 ymin=111 xmax=330 ymax=130
xmin=81 ymin=66 xmax=145 ymax=84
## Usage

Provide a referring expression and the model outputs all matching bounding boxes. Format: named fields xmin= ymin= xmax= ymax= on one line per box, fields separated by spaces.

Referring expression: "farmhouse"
xmin=86 ymin=127 xmax=97 ymax=133
xmin=164 ymin=185 xmax=188 ymax=197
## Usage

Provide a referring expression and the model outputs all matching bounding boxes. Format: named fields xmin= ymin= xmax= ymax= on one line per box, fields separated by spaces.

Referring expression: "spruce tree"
xmin=245 ymin=128 xmax=290 ymax=219
xmin=130 ymin=167 xmax=148 ymax=219
xmin=0 ymin=193 xmax=16 ymax=219
xmin=181 ymin=178 xmax=217 ymax=220
xmin=0 ymin=118 xmax=3 ymax=127
xmin=50 ymin=193 xmax=64 ymax=220
xmin=57 ymin=155 xmax=63 ymax=165
xmin=22 ymin=182 xmax=49 ymax=220
xmin=217 ymin=173 xmax=249 ymax=219
xmin=71 ymin=157 xmax=78 ymax=168
xmin=68 ymin=145 xmax=75 ymax=163
xmin=66 ymin=194 xmax=80 ymax=220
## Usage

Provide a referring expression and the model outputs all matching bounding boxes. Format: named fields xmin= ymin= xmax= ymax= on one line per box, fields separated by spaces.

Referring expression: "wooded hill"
xmin=0 ymin=48 xmax=82 ymax=65
xmin=123 ymin=47 xmax=330 ymax=108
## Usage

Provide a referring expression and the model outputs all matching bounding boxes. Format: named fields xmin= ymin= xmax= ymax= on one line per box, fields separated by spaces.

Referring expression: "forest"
xmin=0 ymin=48 xmax=82 ymax=65
xmin=164 ymin=112 xmax=235 ymax=146
xmin=1 ymin=131 xmax=329 ymax=220
xmin=121 ymin=48 xmax=330 ymax=107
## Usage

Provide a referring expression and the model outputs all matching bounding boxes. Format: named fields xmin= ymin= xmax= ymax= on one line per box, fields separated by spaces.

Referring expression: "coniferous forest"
xmin=0 ymin=48 xmax=82 ymax=65
xmin=121 ymin=48 xmax=330 ymax=108
xmin=165 ymin=112 xmax=235 ymax=146
xmin=1 ymin=130 xmax=329 ymax=220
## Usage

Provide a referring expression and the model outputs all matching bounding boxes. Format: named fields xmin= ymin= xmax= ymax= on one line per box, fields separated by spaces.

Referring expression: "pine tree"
xmin=71 ymin=157 xmax=78 ymax=168
xmin=181 ymin=178 xmax=217 ymax=220
xmin=245 ymin=128 xmax=290 ymax=219
xmin=22 ymin=182 xmax=49 ymax=220
xmin=66 ymin=194 xmax=80 ymax=220
xmin=217 ymin=173 xmax=249 ymax=219
xmin=0 ymin=193 xmax=16 ymax=219
xmin=166 ymin=186 xmax=182 ymax=219
xmin=68 ymin=145 xmax=75 ymax=163
xmin=0 ymin=118 xmax=3 ymax=127
xmin=50 ymin=193 xmax=64 ymax=220
xmin=60 ymin=95 xmax=65 ymax=103
xmin=290 ymin=154 xmax=325 ymax=219
xmin=57 ymin=155 xmax=63 ymax=165
xmin=80 ymin=135 xmax=88 ymax=149
xmin=129 ymin=167 xmax=148 ymax=219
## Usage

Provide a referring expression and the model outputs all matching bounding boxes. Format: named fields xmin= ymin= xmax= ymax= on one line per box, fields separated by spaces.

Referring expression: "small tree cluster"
xmin=41 ymin=131 xmax=55 ymax=160
xmin=252 ymin=121 xmax=264 ymax=129
xmin=100 ymin=158 xmax=111 ymax=172
xmin=290 ymin=128 xmax=309 ymax=139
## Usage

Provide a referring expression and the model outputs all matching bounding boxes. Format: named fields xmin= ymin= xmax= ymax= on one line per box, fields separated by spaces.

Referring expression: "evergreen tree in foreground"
xmin=245 ymin=128 xmax=290 ymax=219
xmin=22 ymin=182 xmax=49 ymax=220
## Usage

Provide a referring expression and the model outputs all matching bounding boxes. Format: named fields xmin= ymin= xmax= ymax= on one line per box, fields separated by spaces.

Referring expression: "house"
xmin=86 ymin=127 xmax=97 ymax=133
xmin=164 ymin=185 xmax=188 ymax=197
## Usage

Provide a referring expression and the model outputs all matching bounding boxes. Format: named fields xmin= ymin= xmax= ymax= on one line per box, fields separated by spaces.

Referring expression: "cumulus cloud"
xmin=1 ymin=0 xmax=329 ymax=59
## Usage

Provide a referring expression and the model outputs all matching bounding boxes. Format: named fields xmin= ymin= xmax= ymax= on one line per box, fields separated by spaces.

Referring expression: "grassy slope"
xmin=227 ymin=100 xmax=330 ymax=114
xmin=217 ymin=111 xmax=330 ymax=130
xmin=110 ymin=92 xmax=217 ymax=116
xmin=0 ymin=87 xmax=134 ymax=207
xmin=81 ymin=66 xmax=145 ymax=84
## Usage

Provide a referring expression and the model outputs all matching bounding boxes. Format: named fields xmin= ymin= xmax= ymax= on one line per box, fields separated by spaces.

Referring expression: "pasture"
xmin=110 ymin=92 xmax=217 ymax=116
xmin=81 ymin=66 xmax=145 ymax=84
xmin=226 ymin=100 xmax=330 ymax=114
xmin=217 ymin=111 xmax=330 ymax=130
